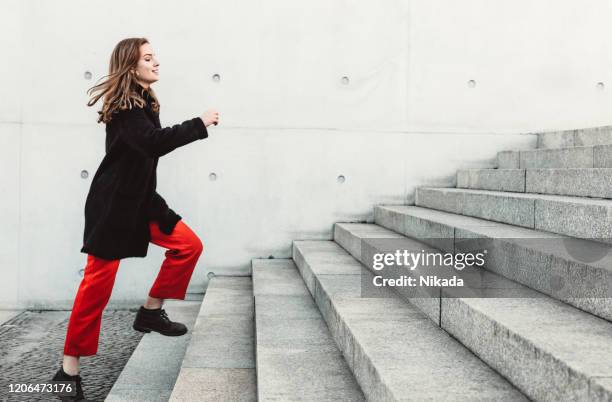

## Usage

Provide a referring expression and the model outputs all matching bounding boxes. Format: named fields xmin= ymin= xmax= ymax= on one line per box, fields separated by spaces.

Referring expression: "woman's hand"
xmin=201 ymin=109 xmax=220 ymax=127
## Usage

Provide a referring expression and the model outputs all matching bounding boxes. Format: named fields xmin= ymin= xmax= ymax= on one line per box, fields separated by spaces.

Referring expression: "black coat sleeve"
xmin=116 ymin=107 xmax=208 ymax=158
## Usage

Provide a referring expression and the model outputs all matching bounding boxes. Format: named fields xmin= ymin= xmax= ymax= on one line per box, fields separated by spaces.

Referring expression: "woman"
xmin=50 ymin=37 xmax=219 ymax=401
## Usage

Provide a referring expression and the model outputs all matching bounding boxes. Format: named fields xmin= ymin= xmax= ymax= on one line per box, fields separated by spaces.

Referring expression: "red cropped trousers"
xmin=63 ymin=220 xmax=203 ymax=357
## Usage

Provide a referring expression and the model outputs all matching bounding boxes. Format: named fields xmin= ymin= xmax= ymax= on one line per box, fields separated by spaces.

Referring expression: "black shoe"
xmin=132 ymin=306 xmax=188 ymax=336
xmin=51 ymin=365 xmax=85 ymax=401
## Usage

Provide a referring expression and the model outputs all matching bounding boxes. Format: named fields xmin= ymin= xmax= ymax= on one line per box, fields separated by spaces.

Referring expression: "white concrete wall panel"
xmin=18 ymin=123 xmax=103 ymax=307
xmin=408 ymin=0 xmax=612 ymax=131
xmin=0 ymin=124 xmax=22 ymax=308
xmin=4 ymin=0 xmax=610 ymax=307
xmin=0 ymin=1 xmax=24 ymax=122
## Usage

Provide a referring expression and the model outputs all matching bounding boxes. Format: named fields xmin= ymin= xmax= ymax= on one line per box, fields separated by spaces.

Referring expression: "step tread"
xmin=252 ymin=259 xmax=365 ymax=402
xmin=465 ymin=168 xmax=612 ymax=199
xmin=334 ymin=221 xmax=612 ymax=400
xmin=293 ymin=240 xmax=528 ymax=401
xmin=460 ymin=168 xmax=524 ymax=171
xmin=503 ymin=143 xmax=612 ymax=154
xmin=169 ymin=277 xmax=256 ymax=402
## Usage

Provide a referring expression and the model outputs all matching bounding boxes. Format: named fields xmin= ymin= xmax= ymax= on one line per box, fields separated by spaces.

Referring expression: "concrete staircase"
xmin=119 ymin=126 xmax=612 ymax=401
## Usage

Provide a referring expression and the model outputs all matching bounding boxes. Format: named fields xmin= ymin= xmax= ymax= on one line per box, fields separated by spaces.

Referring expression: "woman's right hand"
xmin=201 ymin=109 xmax=220 ymax=127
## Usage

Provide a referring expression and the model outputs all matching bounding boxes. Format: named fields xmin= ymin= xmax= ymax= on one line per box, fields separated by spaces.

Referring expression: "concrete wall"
xmin=3 ymin=0 xmax=610 ymax=308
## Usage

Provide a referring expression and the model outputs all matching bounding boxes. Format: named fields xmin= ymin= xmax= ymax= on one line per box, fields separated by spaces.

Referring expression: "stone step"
xmin=106 ymin=297 xmax=202 ymax=401
xmin=457 ymin=169 xmax=525 ymax=192
xmin=457 ymin=168 xmax=612 ymax=198
xmin=535 ymin=126 xmax=612 ymax=149
xmin=496 ymin=150 xmax=521 ymax=169
xmin=496 ymin=144 xmax=612 ymax=169
xmin=373 ymin=204 xmax=612 ymax=320
xmin=292 ymin=240 xmax=527 ymax=402
xmin=333 ymin=221 xmax=612 ymax=401
xmin=415 ymin=187 xmax=612 ymax=242
xmin=252 ymin=259 xmax=365 ymax=401
xmin=169 ymin=277 xmax=256 ymax=402
xmin=526 ymin=168 xmax=612 ymax=198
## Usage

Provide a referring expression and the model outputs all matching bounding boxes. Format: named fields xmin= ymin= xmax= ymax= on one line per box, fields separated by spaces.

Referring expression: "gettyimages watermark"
xmin=359 ymin=236 xmax=612 ymax=299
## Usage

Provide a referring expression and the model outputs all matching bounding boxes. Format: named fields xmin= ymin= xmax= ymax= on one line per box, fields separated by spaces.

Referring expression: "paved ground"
xmin=0 ymin=309 xmax=144 ymax=402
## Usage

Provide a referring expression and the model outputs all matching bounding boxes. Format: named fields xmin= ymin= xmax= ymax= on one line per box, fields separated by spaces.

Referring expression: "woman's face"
xmin=133 ymin=43 xmax=159 ymax=88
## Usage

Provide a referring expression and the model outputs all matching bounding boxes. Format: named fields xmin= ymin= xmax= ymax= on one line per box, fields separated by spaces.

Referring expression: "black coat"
xmin=80 ymin=86 xmax=208 ymax=260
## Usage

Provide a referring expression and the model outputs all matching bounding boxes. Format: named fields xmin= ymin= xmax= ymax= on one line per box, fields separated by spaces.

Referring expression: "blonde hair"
xmin=86 ymin=37 xmax=160 ymax=123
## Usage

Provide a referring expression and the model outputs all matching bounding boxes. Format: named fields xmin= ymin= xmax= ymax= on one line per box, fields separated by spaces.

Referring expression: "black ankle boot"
xmin=133 ymin=306 xmax=188 ymax=336
xmin=51 ymin=365 xmax=85 ymax=401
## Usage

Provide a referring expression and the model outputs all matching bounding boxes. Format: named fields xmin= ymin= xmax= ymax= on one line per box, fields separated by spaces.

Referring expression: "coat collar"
xmin=136 ymin=82 xmax=151 ymax=96
xmin=133 ymin=82 xmax=153 ymax=106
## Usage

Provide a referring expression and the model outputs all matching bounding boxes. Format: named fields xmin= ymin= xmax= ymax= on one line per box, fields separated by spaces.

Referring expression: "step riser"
xmin=522 ymin=147 xmax=594 ymax=169
xmin=537 ymin=127 xmax=612 ymax=149
xmin=537 ymin=131 xmax=575 ymax=149
xmin=373 ymin=205 xmax=612 ymax=321
xmin=457 ymin=169 xmax=525 ymax=192
xmin=526 ymin=169 xmax=612 ymax=198
xmin=498 ymin=146 xmax=612 ymax=169
xmin=497 ymin=151 xmax=520 ymax=169
xmin=333 ymin=222 xmax=612 ymax=401
xmin=596 ymin=145 xmax=612 ymax=167
xmin=458 ymin=168 xmax=612 ymax=198
xmin=415 ymin=188 xmax=612 ymax=243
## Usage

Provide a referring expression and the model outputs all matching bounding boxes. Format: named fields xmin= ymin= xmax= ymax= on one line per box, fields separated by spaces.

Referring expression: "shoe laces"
xmin=160 ymin=308 xmax=170 ymax=323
